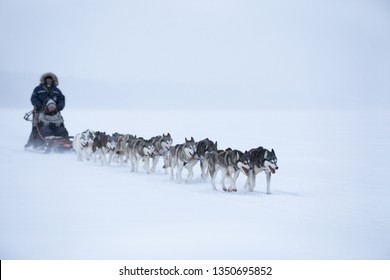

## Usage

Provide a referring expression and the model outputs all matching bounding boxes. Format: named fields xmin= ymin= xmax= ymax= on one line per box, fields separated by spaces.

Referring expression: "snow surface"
xmin=0 ymin=108 xmax=389 ymax=260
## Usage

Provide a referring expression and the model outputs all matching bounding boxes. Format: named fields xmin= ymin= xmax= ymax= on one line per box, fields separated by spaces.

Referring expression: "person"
xmin=25 ymin=72 xmax=69 ymax=148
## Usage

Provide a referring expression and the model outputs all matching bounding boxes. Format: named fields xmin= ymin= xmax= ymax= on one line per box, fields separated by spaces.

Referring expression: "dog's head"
xmin=80 ymin=129 xmax=95 ymax=147
xmin=161 ymin=133 xmax=173 ymax=152
xmin=143 ymin=140 xmax=156 ymax=157
xmin=184 ymin=137 xmax=196 ymax=158
xmin=263 ymin=149 xmax=278 ymax=174
xmin=235 ymin=150 xmax=251 ymax=176
xmin=106 ymin=135 xmax=117 ymax=151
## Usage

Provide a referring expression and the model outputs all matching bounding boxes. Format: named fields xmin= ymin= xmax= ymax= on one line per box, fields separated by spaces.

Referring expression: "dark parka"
xmin=31 ymin=72 xmax=65 ymax=112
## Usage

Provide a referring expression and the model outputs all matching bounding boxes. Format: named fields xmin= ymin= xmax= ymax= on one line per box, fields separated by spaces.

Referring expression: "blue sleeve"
xmin=56 ymin=89 xmax=65 ymax=111
xmin=30 ymin=86 xmax=43 ymax=109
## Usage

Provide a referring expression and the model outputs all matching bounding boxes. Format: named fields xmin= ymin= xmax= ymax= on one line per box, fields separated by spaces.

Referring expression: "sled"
xmin=24 ymin=109 xmax=74 ymax=153
xmin=31 ymin=136 xmax=74 ymax=153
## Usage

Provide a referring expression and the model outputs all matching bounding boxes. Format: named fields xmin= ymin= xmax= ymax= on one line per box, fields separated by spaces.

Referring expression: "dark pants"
xmin=26 ymin=123 xmax=69 ymax=147
xmin=40 ymin=123 xmax=69 ymax=138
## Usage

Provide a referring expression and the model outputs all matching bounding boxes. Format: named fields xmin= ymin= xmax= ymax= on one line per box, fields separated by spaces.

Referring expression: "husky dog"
xmin=208 ymin=148 xmax=251 ymax=192
xmin=244 ymin=147 xmax=278 ymax=194
xmin=168 ymin=137 xmax=197 ymax=183
xmin=73 ymin=129 xmax=95 ymax=161
xmin=196 ymin=138 xmax=218 ymax=180
xmin=150 ymin=133 xmax=173 ymax=173
xmin=92 ymin=131 xmax=109 ymax=165
xmin=111 ymin=134 xmax=130 ymax=166
xmin=126 ymin=134 xmax=138 ymax=164
xmin=130 ymin=137 xmax=156 ymax=173
xmin=104 ymin=134 xmax=118 ymax=165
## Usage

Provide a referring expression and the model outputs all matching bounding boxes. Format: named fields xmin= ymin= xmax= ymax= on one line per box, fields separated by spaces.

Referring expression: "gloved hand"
xmin=34 ymin=105 xmax=44 ymax=112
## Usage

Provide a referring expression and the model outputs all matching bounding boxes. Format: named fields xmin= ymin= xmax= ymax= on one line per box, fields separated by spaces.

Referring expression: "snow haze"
xmin=1 ymin=0 xmax=389 ymax=110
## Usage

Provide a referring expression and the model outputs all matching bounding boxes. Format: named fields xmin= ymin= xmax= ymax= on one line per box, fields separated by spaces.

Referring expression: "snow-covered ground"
xmin=0 ymin=108 xmax=389 ymax=259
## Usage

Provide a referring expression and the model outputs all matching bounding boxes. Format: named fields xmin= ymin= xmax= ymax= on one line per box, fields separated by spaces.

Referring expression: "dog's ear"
xmin=215 ymin=141 xmax=218 ymax=148
xmin=191 ymin=137 xmax=194 ymax=142
xmin=272 ymin=148 xmax=275 ymax=155
xmin=185 ymin=137 xmax=188 ymax=142
xmin=167 ymin=133 xmax=171 ymax=137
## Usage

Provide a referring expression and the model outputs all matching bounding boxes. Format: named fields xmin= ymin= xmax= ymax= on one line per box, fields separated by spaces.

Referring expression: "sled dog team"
xmin=73 ymin=130 xmax=278 ymax=194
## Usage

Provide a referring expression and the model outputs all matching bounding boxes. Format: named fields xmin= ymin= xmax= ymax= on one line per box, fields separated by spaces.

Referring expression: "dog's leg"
xmin=247 ymin=169 xmax=257 ymax=191
xmin=208 ymin=160 xmax=217 ymax=190
xmin=102 ymin=148 xmax=108 ymax=166
xmin=118 ymin=153 xmax=123 ymax=167
xmin=231 ymin=170 xmax=240 ymax=192
xmin=248 ymin=170 xmax=255 ymax=191
xmin=99 ymin=148 xmax=105 ymax=166
xmin=210 ymin=168 xmax=217 ymax=191
xmin=93 ymin=149 xmax=98 ymax=164
xmin=163 ymin=155 xmax=169 ymax=174
xmin=169 ymin=165 xmax=174 ymax=180
xmin=221 ymin=168 xmax=228 ymax=192
xmin=185 ymin=160 xmax=196 ymax=183
xmin=107 ymin=151 xmax=113 ymax=165
xmin=177 ymin=161 xmax=184 ymax=183
xmin=226 ymin=173 xmax=233 ymax=192
xmin=124 ymin=149 xmax=130 ymax=164
xmin=84 ymin=147 xmax=90 ymax=161
xmin=129 ymin=151 xmax=135 ymax=172
xmin=200 ymin=159 xmax=207 ymax=181
xmin=225 ymin=168 xmax=233 ymax=192
xmin=266 ymin=172 xmax=272 ymax=194
xmin=168 ymin=155 xmax=175 ymax=180
xmin=144 ymin=156 xmax=151 ymax=174
xmin=151 ymin=155 xmax=159 ymax=173
xmin=252 ymin=172 xmax=257 ymax=191
xmin=243 ymin=171 xmax=250 ymax=189
xmin=96 ymin=148 xmax=101 ymax=165
xmin=203 ymin=157 xmax=211 ymax=181
xmin=77 ymin=148 xmax=83 ymax=161
xmin=225 ymin=168 xmax=237 ymax=192
xmin=134 ymin=155 xmax=141 ymax=173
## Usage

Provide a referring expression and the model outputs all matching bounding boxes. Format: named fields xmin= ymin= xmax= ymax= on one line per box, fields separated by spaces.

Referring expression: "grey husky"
xmin=168 ymin=137 xmax=198 ymax=183
xmin=196 ymin=138 xmax=218 ymax=180
xmin=91 ymin=131 xmax=109 ymax=165
xmin=244 ymin=147 xmax=278 ymax=194
xmin=150 ymin=133 xmax=173 ymax=173
xmin=130 ymin=137 xmax=156 ymax=173
xmin=207 ymin=148 xmax=251 ymax=192
xmin=111 ymin=133 xmax=130 ymax=166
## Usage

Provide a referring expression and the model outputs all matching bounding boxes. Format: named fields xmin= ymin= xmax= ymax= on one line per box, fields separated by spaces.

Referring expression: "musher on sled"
xmin=25 ymin=72 xmax=70 ymax=150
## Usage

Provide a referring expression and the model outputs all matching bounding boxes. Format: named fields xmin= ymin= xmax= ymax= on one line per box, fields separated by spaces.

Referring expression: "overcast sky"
xmin=1 ymin=0 xmax=389 ymax=110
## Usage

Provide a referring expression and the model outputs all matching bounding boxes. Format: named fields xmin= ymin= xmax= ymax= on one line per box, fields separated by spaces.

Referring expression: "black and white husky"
xmin=91 ymin=131 xmax=109 ymax=165
xmin=244 ymin=147 xmax=278 ymax=194
xmin=207 ymin=148 xmax=251 ymax=192
xmin=73 ymin=129 xmax=95 ymax=161
xmin=130 ymin=137 xmax=156 ymax=173
xmin=104 ymin=134 xmax=118 ymax=165
xmin=111 ymin=134 xmax=130 ymax=166
xmin=150 ymin=133 xmax=173 ymax=173
xmin=196 ymin=138 xmax=218 ymax=180
xmin=168 ymin=137 xmax=198 ymax=183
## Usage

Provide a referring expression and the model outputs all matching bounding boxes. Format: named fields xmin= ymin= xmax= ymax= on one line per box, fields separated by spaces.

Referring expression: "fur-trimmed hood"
xmin=40 ymin=72 xmax=59 ymax=86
